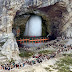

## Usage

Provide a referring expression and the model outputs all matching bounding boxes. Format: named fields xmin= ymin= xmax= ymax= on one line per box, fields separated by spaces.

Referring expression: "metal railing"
xmin=17 ymin=37 xmax=49 ymax=44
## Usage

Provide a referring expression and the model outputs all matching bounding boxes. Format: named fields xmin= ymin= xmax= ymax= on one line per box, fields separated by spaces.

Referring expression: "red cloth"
xmin=36 ymin=56 xmax=38 ymax=58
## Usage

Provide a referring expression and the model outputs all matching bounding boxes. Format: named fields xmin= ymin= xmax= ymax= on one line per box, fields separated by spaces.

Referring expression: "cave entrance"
xmin=12 ymin=1 xmax=68 ymax=47
xmin=12 ymin=1 xmax=68 ymax=48
xmin=13 ymin=13 xmax=50 ymax=37
xmin=12 ymin=13 xmax=50 ymax=47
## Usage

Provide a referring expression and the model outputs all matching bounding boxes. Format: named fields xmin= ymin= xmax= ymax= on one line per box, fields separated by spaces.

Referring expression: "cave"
xmin=0 ymin=0 xmax=72 ymax=63
xmin=12 ymin=1 xmax=68 ymax=48
xmin=13 ymin=13 xmax=50 ymax=38
xmin=12 ymin=13 xmax=50 ymax=47
xmin=13 ymin=2 xmax=68 ymax=39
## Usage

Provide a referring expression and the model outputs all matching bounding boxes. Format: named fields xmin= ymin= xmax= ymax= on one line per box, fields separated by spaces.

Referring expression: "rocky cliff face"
xmin=0 ymin=0 xmax=72 ymax=62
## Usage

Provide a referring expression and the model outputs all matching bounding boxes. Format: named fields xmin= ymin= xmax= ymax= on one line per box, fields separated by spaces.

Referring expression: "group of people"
xmin=0 ymin=52 xmax=56 ymax=71
xmin=0 ymin=39 xmax=72 ymax=71
xmin=45 ymin=39 xmax=72 ymax=54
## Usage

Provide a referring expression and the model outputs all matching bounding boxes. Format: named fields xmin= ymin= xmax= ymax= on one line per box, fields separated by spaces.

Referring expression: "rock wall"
xmin=0 ymin=0 xmax=72 ymax=62
xmin=0 ymin=0 xmax=25 ymax=62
